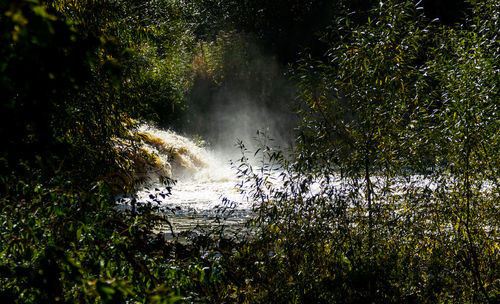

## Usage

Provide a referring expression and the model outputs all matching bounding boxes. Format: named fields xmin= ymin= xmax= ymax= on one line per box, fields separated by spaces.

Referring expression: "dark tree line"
xmin=0 ymin=0 xmax=498 ymax=303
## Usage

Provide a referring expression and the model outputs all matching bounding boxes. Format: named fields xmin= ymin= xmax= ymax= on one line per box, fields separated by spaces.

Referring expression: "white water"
xmin=119 ymin=126 xmax=496 ymax=236
xmin=117 ymin=126 xmax=253 ymax=235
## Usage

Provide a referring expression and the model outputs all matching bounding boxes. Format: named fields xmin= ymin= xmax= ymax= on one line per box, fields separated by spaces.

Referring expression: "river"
xmin=116 ymin=125 xmax=254 ymax=237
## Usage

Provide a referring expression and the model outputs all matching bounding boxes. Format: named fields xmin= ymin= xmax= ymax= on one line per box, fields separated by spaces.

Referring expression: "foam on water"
xmin=130 ymin=125 xmax=252 ymax=213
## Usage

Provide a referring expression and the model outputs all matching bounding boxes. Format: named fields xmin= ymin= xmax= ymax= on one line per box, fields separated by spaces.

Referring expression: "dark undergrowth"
xmin=1 ymin=0 xmax=498 ymax=303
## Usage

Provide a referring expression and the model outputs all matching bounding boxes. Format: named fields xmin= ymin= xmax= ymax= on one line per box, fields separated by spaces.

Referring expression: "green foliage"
xmin=0 ymin=0 xmax=182 ymax=302
xmin=0 ymin=0 xmax=142 ymax=186
xmin=226 ymin=0 xmax=500 ymax=302
xmin=0 ymin=174 xmax=187 ymax=303
xmin=186 ymin=0 xmax=378 ymax=63
xmin=1 ymin=0 xmax=498 ymax=303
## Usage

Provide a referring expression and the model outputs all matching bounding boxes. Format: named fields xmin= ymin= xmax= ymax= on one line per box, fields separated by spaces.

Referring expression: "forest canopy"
xmin=0 ymin=0 xmax=498 ymax=303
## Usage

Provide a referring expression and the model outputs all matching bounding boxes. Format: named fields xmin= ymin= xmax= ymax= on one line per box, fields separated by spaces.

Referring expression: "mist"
xmin=180 ymin=32 xmax=297 ymax=160
xmin=202 ymin=88 xmax=296 ymax=155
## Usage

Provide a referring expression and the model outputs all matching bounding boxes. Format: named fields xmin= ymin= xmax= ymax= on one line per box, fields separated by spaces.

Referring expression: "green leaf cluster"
xmin=230 ymin=0 xmax=499 ymax=302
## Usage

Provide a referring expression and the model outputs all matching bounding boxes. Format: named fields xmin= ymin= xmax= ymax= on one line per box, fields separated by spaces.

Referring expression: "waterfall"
xmin=141 ymin=125 xmax=242 ymax=182
xmin=117 ymin=125 xmax=251 ymax=235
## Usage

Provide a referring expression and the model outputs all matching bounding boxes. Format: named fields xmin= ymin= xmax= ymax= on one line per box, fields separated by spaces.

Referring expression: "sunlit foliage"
xmin=0 ymin=0 xmax=498 ymax=303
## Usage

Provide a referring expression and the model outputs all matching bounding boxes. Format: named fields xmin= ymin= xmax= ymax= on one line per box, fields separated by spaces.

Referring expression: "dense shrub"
xmin=1 ymin=0 xmax=498 ymax=303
